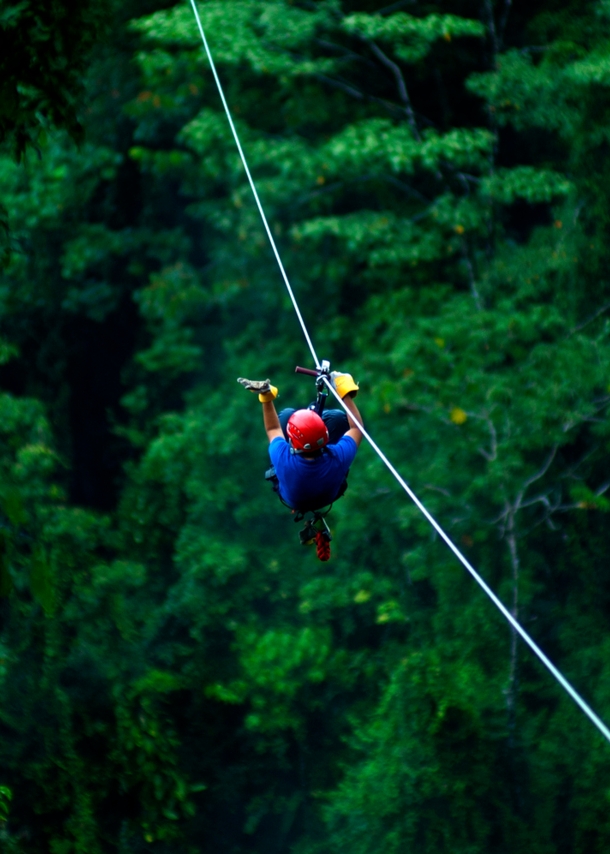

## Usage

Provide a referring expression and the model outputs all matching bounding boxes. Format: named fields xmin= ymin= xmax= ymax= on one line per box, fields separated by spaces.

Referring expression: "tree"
xmin=2 ymin=1 xmax=610 ymax=852
xmin=0 ymin=0 xmax=111 ymax=158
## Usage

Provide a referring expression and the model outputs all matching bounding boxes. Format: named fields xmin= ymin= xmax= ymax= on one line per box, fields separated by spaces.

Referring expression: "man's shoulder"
xmin=330 ymin=435 xmax=358 ymax=453
xmin=327 ymin=434 xmax=358 ymax=464
xmin=269 ymin=436 xmax=289 ymax=462
xmin=337 ymin=434 xmax=357 ymax=449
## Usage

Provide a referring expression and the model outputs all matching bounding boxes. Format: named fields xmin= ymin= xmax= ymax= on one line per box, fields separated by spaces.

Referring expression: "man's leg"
xmin=322 ymin=409 xmax=350 ymax=445
xmin=280 ymin=407 xmax=348 ymax=445
xmin=278 ymin=408 xmax=296 ymax=440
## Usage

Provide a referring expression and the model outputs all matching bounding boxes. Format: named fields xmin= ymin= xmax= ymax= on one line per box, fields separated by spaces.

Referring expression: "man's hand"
xmin=330 ymin=371 xmax=359 ymax=399
xmin=237 ymin=377 xmax=279 ymax=402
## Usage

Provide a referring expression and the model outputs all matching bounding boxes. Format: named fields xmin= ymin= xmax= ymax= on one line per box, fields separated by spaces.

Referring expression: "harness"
xmin=265 ymin=362 xmax=348 ymax=561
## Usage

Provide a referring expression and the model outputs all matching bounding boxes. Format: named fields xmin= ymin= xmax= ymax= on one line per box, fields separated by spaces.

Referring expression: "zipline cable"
xmin=188 ymin=0 xmax=320 ymax=370
xmin=320 ymin=378 xmax=610 ymax=744
xmin=187 ymin=1 xmax=610 ymax=745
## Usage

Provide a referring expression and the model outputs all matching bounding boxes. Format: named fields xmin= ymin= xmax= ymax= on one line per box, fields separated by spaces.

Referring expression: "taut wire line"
xmin=188 ymin=0 xmax=320 ymax=369
xmin=187 ymin=0 xmax=610 ymax=745
xmin=321 ymin=377 xmax=610 ymax=744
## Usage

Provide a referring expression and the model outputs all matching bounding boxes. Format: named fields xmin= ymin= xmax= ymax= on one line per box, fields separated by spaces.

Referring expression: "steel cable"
xmin=188 ymin=0 xmax=320 ymax=369
xmin=188 ymin=0 xmax=610 ymax=745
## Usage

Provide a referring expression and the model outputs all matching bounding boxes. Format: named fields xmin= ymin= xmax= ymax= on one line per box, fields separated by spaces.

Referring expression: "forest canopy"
xmin=2 ymin=1 xmax=610 ymax=852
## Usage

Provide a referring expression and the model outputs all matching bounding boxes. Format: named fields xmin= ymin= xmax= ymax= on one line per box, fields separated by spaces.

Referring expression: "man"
xmin=237 ymin=372 xmax=364 ymax=512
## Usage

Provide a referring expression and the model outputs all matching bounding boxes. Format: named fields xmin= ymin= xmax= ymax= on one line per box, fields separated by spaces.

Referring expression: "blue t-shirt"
xmin=269 ymin=435 xmax=358 ymax=510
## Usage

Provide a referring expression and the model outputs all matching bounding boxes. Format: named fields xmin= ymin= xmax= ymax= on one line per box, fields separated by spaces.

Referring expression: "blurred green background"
xmin=2 ymin=0 xmax=610 ymax=851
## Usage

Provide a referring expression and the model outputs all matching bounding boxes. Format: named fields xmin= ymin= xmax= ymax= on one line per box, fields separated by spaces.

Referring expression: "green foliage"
xmin=0 ymin=0 xmax=111 ymax=159
xmin=344 ymin=10 xmax=485 ymax=63
xmin=2 ymin=0 xmax=610 ymax=853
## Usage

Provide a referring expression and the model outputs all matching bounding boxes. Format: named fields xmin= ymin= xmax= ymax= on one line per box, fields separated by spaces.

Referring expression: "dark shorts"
xmin=278 ymin=408 xmax=349 ymax=445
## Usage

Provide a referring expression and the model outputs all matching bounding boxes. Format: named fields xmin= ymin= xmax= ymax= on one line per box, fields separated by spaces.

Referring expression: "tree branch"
xmin=498 ymin=0 xmax=513 ymax=49
xmin=383 ymin=175 xmax=431 ymax=204
xmin=484 ymin=0 xmax=499 ymax=58
xmin=314 ymin=39 xmax=377 ymax=68
xmin=568 ymin=300 xmax=610 ymax=337
xmin=521 ymin=446 xmax=558 ymax=492
xmin=476 ymin=414 xmax=497 ymax=461
xmin=460 ymin=243 xmax=483 ymax=311
xmin=312 ymin=72 xmax=365 ymax=101
xmin=366 ymin=40 xmax=421 ymax=141
xmin=313 ymin=72 xmax=406 ymax=119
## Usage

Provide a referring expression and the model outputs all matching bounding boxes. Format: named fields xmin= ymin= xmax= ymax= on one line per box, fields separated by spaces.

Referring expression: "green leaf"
xmin=344 ymin=12 xmax=484 ymax=64
xmin=481 ymin=167 xmax=572 ymax=204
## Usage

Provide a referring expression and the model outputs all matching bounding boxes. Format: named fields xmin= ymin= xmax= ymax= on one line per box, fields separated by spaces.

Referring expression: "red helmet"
xmin=287 ymin=410 xmax=329 ymax=453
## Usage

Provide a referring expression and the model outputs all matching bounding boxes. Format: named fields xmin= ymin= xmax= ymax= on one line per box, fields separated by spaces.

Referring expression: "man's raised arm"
xmin=237 ymin=377 xmax=283 ymax=443
xmin=342 ymin=394 xmax=364 ymax=447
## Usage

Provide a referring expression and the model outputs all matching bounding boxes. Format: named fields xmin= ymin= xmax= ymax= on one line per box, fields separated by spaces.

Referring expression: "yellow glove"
xmin=330 ymin=371 xmax=359 ymax=398
xmin=237 ymin=377 xmax=279 ymax=403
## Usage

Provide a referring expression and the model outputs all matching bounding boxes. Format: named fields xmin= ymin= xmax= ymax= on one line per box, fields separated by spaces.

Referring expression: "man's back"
xmin=269 ymin=434 xmax=358 ymax=510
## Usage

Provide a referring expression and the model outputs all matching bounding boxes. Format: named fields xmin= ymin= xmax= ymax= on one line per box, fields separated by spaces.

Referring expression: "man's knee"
xmin=322 ymin=409 xmax=349 ymax=444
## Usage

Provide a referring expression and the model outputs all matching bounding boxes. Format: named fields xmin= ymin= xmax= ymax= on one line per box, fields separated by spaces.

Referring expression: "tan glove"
xmin=330 ymin=371 xmax=359 ymax=398
xmin=237 ymin=377 xmax=279 ymax=403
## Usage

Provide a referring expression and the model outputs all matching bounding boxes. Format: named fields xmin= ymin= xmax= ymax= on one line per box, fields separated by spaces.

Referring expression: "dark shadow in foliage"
xmin=65 ymin=295 xmax=141 ymax=510
xmin=0 ymin=0 xmax=111 ymax=159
